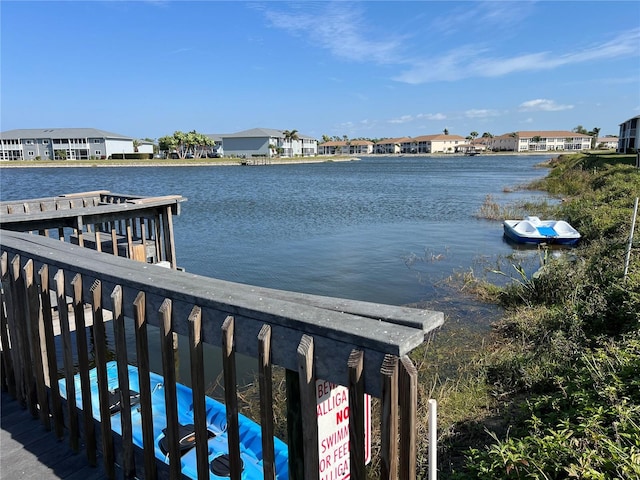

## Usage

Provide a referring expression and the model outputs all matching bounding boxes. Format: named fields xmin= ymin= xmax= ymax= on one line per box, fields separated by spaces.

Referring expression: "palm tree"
xmin=531 ymin=135 xmax=542 ymax=151
xmin=589 ymin=127 xmax=601 ymax=149
xmin=282 ymin=129 xmax=299 ymax=157
xmin=133 ymin=140 xmax=140 ymax=153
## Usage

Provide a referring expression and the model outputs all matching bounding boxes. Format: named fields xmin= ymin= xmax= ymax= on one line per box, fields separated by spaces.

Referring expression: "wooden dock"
xmin=1 ymin=389 xmax=108 ymax=479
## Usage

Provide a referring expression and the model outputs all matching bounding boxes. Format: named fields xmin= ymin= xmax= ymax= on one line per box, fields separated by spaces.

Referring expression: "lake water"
xmin=1 ymin=155 xmax=552 ymax=387
xmin=1 ymin=155 xmax=550 ymax=309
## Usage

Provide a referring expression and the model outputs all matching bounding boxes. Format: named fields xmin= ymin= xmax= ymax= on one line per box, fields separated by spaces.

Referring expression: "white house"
xmin=216 ymin=128 xmax=318 ymax=158
xmin=374 ymin=138 xmax=406 ymax=154
xmin=317 ymin=140 xmax=374 ymax=155
xmin=0 ymin=128 xmax=135 ymax=160
xmin=595 ymin=136 xmax=619 ymax=149
xmin=487 ymin=131 xmax=592 ymax=152
xmin=618 ymin=116 xmax=639 ymax=153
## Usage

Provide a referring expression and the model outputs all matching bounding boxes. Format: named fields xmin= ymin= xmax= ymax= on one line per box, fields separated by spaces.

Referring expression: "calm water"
xmin=1 ymin=155 xmax=549 ymax=309
xmin=1 ymin=155 xmax=552 ymax=387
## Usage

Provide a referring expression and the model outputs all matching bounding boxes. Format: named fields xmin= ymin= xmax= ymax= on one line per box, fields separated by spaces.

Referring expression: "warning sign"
xmin=316 ymin=379 xmax=371 ymax=480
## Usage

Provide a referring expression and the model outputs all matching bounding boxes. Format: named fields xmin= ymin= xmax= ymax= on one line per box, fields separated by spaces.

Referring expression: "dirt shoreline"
xmin=0 ymin=152 xmax=558 ymax=169
xmin=0 ymin=157 xmax=361 ymax=168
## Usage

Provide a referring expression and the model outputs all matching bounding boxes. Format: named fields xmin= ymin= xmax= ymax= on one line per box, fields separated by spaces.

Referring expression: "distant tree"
xmin=322 ymin=134 xmax=331 ymax=143
xmin=531 ymin=135 xmax=542 ymax=151
xmin=573 ymin=125 xmax=588 ymax=135
xmin=282 ymin=129 xmax=299 ymax=157
xmin=481 ymin=132 xmax=493 ymax=138
xmin=470 ymin=131 xmax=479 ymax=143
xmin=342 ymin=135 xmax=349 ymax=142
xmin=443 ymin=128 xmax=449 ymax=135
xmin=158 ymin=135 xmax=178 ymax=157
xmin=133 ymin=140 xmax=140 ymax=153
xmin=55 ymin=149 xmax=67 ymax=160
xmin=589 ymin=127 xmax=601 ymax=149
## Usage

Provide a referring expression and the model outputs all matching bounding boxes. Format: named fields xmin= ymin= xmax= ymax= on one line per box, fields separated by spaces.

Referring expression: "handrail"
xmin=1 ymin=229 xmax=443 ymax=479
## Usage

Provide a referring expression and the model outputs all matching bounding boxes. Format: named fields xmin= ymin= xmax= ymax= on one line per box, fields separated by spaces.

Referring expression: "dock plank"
xmin=0 ymin=390 xmax=108 ymax=479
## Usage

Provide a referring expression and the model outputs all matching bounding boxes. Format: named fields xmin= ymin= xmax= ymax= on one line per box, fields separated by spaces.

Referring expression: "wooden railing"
xmin=0 ymin=191 xmax=185 ymax=268
xmin=0 ymin=229 xmax=443 ymax=479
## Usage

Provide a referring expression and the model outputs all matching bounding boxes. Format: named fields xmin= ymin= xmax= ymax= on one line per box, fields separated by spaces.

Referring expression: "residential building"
xmin=0 ymin=128 xmax=135 ymax=160
xmin=317 ymin=140 xmax=374 ymax=155
xmin=412 ymin=134 xmax=466 ymax=154
xmin=618 ymin=116 xmax=639 ymax=153
xmin=374 ymin=138 xmax=407 ymax=154
xmin=215 ymin=128 xmax=318 ymax=158
xmin=487 ymin=131 xmax=592 ymax=152
xmin=595 ymin=136 xmax=619 ymax=149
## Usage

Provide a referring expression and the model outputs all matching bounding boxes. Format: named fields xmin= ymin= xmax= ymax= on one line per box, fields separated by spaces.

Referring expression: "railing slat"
xmin=39 ymin=264 xmax=64 ymax=439
xmin=222 ymin=315 xmax=243 ymax=480
xmin=111 ymin=285 xmax=136 ymax=478
xmin=0 ymin=252 xmax=16 ymax=397
xmin=297 ymin=334 xmax=319 ymax=480
xmin=188 ymin=306 xmax=209 ymax=480
xmin=1 ymin=229 xmax=441 ymax=480
xmin=348 ymin=349 xmax=366 ymax=479
xmin=11 ymin=255 xmax=34 ymax=413
xmin=55 ymin=269 xmax=79 ymax=451
xmin=258 ymin=324 xmax=276 ymax=480
xmin=399 ymin=356 xmax=418 ymax=480
xmin=159 ymin=298 xmax=181 ymax=478
xmin=380 ymin=354 xmax=399 ymax=480
xmin=133 ymin=291 xmax=157 ymax=480
xmin=72 ymin=273 xmax=97 ymax=466
xmin=286 ymin=368 xmax=304 ymax=480
xmin=91 ymin=280 xmax=115 ymax=479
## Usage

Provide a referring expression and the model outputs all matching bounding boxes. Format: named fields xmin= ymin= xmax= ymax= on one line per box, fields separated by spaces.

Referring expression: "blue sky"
xmin=2 ymin=1 xmax=639 ymax=141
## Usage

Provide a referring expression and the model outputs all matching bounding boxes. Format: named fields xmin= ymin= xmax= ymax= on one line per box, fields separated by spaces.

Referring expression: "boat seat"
xmin=536 ymin=226 xmax=558 ymax=237
xmin=211 ymin=454 xmax=244 ymax=477
xmin=159 ymin=423 xmax=216 ymax=457
xmin=108 ymin=388 xmax=140 ymax=415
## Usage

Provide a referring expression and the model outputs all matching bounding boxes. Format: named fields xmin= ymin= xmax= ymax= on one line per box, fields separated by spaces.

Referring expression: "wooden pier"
xmin=0 ymin=191 xmax=444 ymax=480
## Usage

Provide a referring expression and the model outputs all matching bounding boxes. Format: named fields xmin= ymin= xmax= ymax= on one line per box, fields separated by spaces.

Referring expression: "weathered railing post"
xmin=38 ymin=264 xmax=64 ymax=439
xmin=348 ymin=349 xmax=366 ymax=479
xmin=222 ymin=315 xmax=242 ymax=480
xmin=258 ymin=324 xmax=276 ymax=480
xmin=381 ymin=355 xmax=399 ymax=479
xmin=188 ymin=306 xmax=210 ymax=480
xmin=133 ymin=291 xmax=157 ymax=480
xmin=72 ymin=273 xmax=97 ymax=466
xmin=54 ymin=269 xmax=80 ymax=451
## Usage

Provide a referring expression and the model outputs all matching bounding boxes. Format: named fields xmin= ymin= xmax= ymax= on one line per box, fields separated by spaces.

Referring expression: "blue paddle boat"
xmin=503 ymin=216 xmax=581 ymax=245
xmin=58 ymin=361 xmax=288 ymax=479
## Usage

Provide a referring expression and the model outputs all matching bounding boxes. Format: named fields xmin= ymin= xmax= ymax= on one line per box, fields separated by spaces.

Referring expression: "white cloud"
xmin=264 ymin=2 xmax=405 ymax=65
xmin=389 ymin=112 xmax=446 ymax=124
xmin=263 ymin=3 xmax=639 ymax=85
xmin=394 ymin=28 xmax=640 ymax=84
xmin=389 ymin=115 xmax=414 ymax=124
xmin=464 ymin=109 xmax=501 ymax=119
xmin=519 ymin=99 xmax=574 ymax=112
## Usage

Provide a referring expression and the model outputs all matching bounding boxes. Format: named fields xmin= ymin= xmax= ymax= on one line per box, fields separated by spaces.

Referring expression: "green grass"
xmin=432 ymin=152 xmax=640 ymax=479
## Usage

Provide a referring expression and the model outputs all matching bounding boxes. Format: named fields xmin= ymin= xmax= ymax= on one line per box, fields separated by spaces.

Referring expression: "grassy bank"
xmin=412 ymin=152 xmax=640 ymax=478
